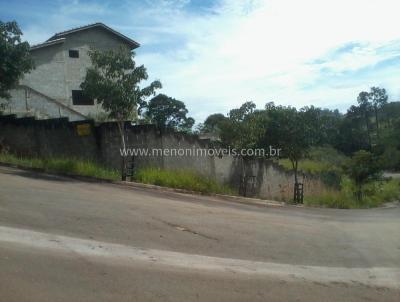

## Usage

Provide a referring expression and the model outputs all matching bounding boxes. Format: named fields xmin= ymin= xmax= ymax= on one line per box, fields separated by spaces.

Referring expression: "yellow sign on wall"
xmin=76 ymin=123 xmax=91 ymax=136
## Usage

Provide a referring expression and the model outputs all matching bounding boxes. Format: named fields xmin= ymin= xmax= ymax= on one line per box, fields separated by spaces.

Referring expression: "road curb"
xmin=0 ymin=162 xmax=285 ymax=208
xmin=116 ymin=180 xmax=285 ymax=207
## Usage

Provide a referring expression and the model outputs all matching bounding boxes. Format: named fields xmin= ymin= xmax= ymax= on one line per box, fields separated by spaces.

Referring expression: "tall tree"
xmin=81 ymin=47 xmax=161 ymax=179
xmin=145 ymin=94 xmax=194 ymax=132
xmin=369 ymin=87 xmax=388 ymax=141
xmin=318 ymin=109 xmax=342 ymax=147
xmin=357 ymin=91 xmax=373 ymax=148
xmin=0 ymin=20 xmax=34 ymax=101
xmin=336 ymin=105 xmax=370 ymax=155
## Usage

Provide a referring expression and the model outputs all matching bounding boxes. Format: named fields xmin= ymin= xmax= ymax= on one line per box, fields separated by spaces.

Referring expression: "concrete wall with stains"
xmin=0 ymin=115 xmax=330 ymax=201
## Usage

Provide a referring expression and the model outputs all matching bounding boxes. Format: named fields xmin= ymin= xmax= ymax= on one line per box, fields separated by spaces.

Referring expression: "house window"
xmin=72 ymin=90 xmax=94 ymax=105
xmin=69 ymin=50 xmax=79 ymax=58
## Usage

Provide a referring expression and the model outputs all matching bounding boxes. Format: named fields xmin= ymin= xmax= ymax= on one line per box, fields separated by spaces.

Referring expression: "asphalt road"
xmin=0 ymin=166 xmax=399 ymax=301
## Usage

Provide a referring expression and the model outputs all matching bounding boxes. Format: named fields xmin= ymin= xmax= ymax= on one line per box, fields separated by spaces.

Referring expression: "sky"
xmin=1 ymin=0 xmax=400 ymax=122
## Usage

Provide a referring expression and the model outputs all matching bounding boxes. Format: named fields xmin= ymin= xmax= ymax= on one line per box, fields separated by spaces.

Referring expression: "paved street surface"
xmin=0 ymin=166 xmax=399 ymax=301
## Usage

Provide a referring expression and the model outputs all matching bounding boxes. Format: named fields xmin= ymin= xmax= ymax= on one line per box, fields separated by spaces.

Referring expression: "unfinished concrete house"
xmin=2 ymin=23 xmax=140 ymax=121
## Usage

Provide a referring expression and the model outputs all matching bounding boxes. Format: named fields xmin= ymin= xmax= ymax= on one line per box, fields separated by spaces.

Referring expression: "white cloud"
xmin=134 ymin=0 xmax=400 ymax=122
xmin=20 ymin=0 xmax=400 ymax=122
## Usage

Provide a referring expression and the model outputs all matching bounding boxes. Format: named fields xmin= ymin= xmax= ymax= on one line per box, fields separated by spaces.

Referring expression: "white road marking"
xmin=0 ymin=225 xmax=399 ymax=289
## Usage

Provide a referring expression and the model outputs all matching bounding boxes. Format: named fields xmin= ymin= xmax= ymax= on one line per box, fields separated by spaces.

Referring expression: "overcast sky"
xmin=1 ymin=0 xmax=400 ymax=122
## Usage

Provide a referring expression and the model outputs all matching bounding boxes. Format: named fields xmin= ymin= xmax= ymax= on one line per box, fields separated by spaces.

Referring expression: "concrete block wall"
xmin=0 ymin=115 xmax=97 ymax=160
xmin=0 ymin=86 xmax=87 ymax=121
xmin=22 ymin=43 xmax=66 ymax=101
xmin=97 ymin=123 xmax=165 ymax=170
xmin=0 ymin=116 xmax=330 ymax=201
xmin=160 ymin=131 xmax=215 ymax=177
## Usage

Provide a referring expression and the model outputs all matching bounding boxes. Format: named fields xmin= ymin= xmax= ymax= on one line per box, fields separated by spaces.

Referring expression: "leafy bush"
xmin=305 ymin=177 xmax=400 ymax=208
xmin=379 ymin=179 xmax=400 ymax=201
xmin=135 ymin=167 xmax=235 ymax=195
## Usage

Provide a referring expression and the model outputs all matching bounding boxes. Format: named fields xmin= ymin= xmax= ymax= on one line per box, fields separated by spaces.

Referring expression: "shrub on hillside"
xmin=343 ymin=150 xmax=382 ymax=201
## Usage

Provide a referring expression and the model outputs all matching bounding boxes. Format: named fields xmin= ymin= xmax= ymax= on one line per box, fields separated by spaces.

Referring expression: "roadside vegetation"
xmin=277 ymin=147 xmax=346 ymax=175
xmin=135 ymin=167 xmax=236 ymax=195
xmin=197 ymin=89 xmax=400 ymax=207
xmin=276 ymin=147 xmax=400 ymax=208
xmin=0 ymin=152 xmax=119 ymax=181
xmin=304 ymin=177 xmax=400 ymax=209
xmin=1 ymin=20 xmax=399 ymax=208
xmin=0 ymin=152 xmax=235 ymax=195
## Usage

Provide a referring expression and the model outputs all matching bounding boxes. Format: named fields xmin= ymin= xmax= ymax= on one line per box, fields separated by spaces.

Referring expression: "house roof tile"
xmin=46 ymin=22 xmax=140 ymax=49
xmin=30 ymin=38 xmax=66 ymax=51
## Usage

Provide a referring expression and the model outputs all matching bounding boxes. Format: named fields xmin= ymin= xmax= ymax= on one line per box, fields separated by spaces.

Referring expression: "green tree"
xmin=379 ymin=115 xmax=400 ymax=170
xmin=380 ymin=101 xmax=400 ymax=128
xmin=219 ymin=102 xmax=265 ymax=151
xmin=228 ymin=101 xmax=256 ymax=122
xmin=81 ymin=47 xmax=161 ymax=179
xmin=218 ymin=101 xmax=314 ymax=201
xmin=336 ymin=105 xmax=370 ymax=155
xmin=263 ymin=104 xmax=311 ymax=201
xmin=343 ymin=150 xmax=381 ymax=201
xmin=217 ymin=102 xmax=266 ymax=197
xmin=0 ymin=20 xmax=34 ymax=102
xmin=201 ymin=113 xmax=226 ymax=135
xmin=145 ymin=94 xmax=194 ymax=132
xmin=357 ymin=91 xmax=373 ymax=148
xmin=369 ymin=87 xmax=388 ymax=141
xmin=299 ymin=106 xmax=342 ymax=146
